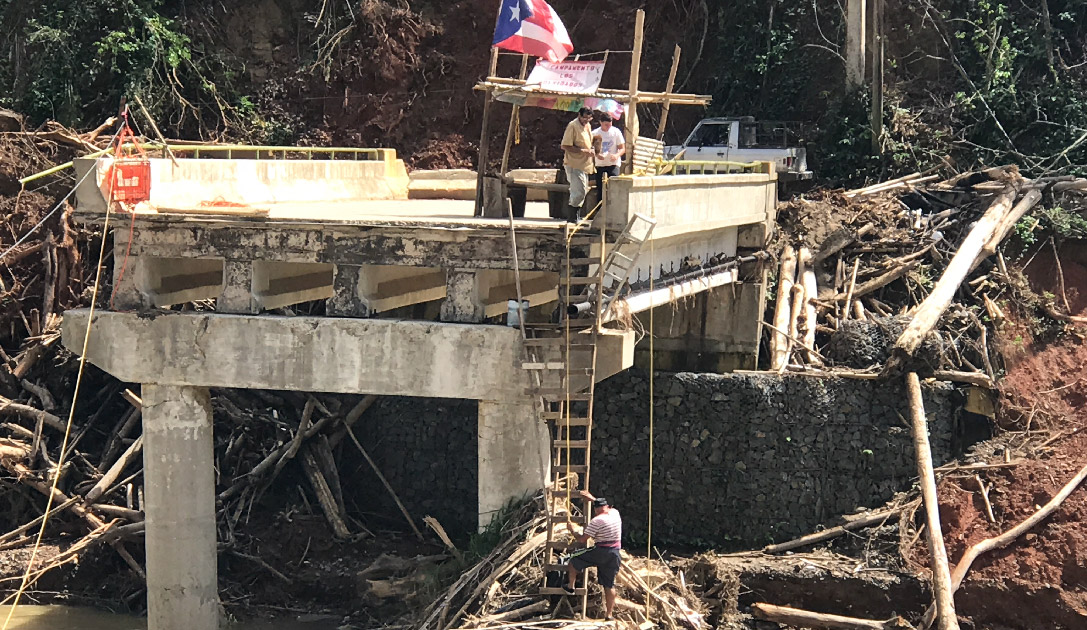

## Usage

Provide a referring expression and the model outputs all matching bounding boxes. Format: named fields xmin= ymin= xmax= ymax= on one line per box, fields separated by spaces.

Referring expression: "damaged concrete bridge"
xmin=62 ymin=146 xmax=777 ymax=630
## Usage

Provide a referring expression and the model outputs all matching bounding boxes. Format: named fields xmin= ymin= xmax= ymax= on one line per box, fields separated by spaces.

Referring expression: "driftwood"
xmin=921 ymin=461 xmax=1087 ymax=629
xmin=751 ymin=603 xmax=914 ymax=630
xmin=0 ymin=395 xmax=65 ymax=432
xmin=84 ymin=434 xmax=142 ymax=504
xmin=762 ymin=508 xmax=904 ymax=554
xmin=931 ymin=370 xmax=995 ymax=388
xmin=299 ymin=445 xmax=352 ymax=539
xmin=906 ymin=373 xmax=960 ymax=630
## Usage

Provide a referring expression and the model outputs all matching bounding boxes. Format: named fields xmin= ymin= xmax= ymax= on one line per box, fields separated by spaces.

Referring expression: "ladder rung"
xmin=546 ymin=540 xmax=578 ymax=551
xmin=604 ymin=270 xmax=625 ymax=280
xmin=537 ymin=391 xmax=592 ymax=401
xmin=611 ymin=251 xmax=633 ymax=262
xmin=619 ymin=234 xmax=645 ymax=245
xmin=541 ymin=413 xmax=591 ymax=425
xmin=539 ymin=586 xmax=587 ymax=596
xmin=521 ymin=362 xmax=566 ymax=370
xmin=553 ymin=440 xmax=590 ymax=449
xmin=526 ymin=322 xmax=595 ymax=329
xmin=552 ymin=464 xmax=589 ymax=474
xmin=523 ymin=337 xmax=564 ymax=345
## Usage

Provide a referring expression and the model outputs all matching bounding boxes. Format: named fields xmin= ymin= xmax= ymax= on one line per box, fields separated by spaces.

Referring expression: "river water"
xmin=0 ymin=605 xmax=343 ymax=630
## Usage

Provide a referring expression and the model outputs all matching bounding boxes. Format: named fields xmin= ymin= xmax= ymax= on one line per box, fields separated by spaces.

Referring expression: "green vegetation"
xmin=3 ymin=1 xmax=1087 ymax=179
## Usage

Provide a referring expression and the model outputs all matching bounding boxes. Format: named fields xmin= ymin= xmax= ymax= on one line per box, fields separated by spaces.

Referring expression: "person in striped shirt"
xmin=564 ymin=490 xmax=622 ymax=620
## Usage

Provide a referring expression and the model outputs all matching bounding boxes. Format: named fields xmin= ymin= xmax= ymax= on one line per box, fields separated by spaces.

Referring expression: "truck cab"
xmin=665 ymin=116 xmax=812 ymax=181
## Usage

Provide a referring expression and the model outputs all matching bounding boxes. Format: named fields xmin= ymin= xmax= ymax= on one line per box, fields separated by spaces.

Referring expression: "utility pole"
xmin=869 ymin=0 xmax=884 ymax=154
xmin=845 ymin=0 xmax=866 ymax=88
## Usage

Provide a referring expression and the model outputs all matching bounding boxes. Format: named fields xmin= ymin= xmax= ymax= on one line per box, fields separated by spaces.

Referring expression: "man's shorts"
xmin=569 ymin=545 xmax=622 ymax=588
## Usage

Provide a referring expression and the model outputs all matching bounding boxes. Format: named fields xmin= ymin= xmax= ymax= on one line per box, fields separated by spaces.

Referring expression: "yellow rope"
xmin=645 ymin=179 xmax=657 ymax=620
xmin=2 ymin=182 xmax=115 ymax=630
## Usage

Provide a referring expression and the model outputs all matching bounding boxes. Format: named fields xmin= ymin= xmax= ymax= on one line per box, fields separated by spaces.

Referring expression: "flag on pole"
xmin=492 ymin=0 xmax=573 ymax=63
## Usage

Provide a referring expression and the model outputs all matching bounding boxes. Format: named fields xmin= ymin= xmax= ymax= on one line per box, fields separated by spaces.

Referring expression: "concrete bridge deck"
xmin=65 ymin=150 xmax=777 ymax=630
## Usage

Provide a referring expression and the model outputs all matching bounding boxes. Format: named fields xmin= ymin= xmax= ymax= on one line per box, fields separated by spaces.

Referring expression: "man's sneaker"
xmin=562 ymin=583 xmax=575 ymax=595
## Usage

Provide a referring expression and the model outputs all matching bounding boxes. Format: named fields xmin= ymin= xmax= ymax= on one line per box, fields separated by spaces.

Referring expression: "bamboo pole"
xmin=907 ymin=373 xmax=960 ymax=630
xmin=623 ymin=10 xmax=645 ymax=175
xmin=655 ymin=45 xmax=681 ymax=141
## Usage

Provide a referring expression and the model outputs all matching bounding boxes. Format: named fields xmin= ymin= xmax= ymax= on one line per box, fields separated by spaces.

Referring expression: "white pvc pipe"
xmin=602 ymin=268 xmax=736 ymax=323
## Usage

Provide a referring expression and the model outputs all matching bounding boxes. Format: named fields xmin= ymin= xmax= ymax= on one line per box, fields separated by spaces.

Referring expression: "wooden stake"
xmin=655 ymin=45 xmax=681 ymax=141
xmin=474 ymin=46 xmax=500 ymax=216
xmin=623 ymin=10 xmax=645 ymax=175
xmin=499 ymin=54 xmax=530 ymax=176
xmin=907 ymin=372 xmax=960 ymax=630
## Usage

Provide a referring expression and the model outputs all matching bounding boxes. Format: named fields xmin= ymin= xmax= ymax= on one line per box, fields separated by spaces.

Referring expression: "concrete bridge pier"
xmin=141 ymin=384 xmax=219 ymax=630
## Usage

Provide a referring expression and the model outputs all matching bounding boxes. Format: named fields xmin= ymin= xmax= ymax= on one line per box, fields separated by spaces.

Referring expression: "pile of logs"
xmin=419 ymin=490 xmax=713 ymax=630
xmin=768 ymin=165 xmax=1087 ymax=380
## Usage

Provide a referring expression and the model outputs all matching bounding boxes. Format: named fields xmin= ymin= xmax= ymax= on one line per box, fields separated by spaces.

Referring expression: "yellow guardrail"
xmin=661 ymin=160 xmax=767 ymax=175
xmin=18 ymin=143 xmax=396 ymax=186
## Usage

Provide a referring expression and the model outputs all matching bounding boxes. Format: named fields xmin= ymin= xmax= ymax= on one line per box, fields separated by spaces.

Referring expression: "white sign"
xmin=525 ymin=60 xmax=605 ymax=94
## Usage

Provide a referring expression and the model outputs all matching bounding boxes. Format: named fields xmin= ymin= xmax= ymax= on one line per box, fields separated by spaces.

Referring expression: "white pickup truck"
xmin=664 ymin=117 xmax=812 ymax=181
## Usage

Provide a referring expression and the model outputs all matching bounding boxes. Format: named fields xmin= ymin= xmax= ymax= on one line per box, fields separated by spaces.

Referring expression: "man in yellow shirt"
xmin=560 ymin=108 xmax=596 ymax=218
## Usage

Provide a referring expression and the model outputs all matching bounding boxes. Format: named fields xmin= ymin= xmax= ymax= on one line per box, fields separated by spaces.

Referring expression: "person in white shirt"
xmin=564 ymin=490 xmax=622 ymax=620
xmin=591 ymin=117 xmax=625 ymax=194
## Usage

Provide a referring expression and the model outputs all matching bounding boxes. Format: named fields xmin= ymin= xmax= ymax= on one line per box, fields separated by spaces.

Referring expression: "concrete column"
xmin=218 ymin=259 xmax=257 ymax=314
xmin=327 ymin=264 xmax=371 ymax=317
xmin=141 ymin=384 xmax=218 ymax=630
xmin=441 ymin=269 xmax=486 ymax=322
xmin=846 ymin=0 xmax=867 ymax=87
xmin=477 ymin=398 xmax=549 ymax=531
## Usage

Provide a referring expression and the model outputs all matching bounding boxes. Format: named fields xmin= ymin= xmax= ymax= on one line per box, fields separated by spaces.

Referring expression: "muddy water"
xmin=0 ymin=605 xmax=342 ymax=630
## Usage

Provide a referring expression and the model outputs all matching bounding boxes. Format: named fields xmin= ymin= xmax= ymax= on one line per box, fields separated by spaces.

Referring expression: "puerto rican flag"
xmin=492 ymin=0 xmax=573 ymax=63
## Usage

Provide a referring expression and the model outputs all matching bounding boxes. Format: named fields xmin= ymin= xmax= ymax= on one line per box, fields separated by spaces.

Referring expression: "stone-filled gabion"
xmin=346 ymin=371 xmax=958 ymax=545
xmin=590 ymin=370 xmax=957 ymax=549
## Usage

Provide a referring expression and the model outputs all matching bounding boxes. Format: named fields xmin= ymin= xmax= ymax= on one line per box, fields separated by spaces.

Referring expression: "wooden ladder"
xmin=521 ymin=210 xmax=656 ymax=607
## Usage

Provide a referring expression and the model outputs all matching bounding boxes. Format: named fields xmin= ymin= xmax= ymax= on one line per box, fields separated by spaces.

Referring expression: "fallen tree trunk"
xmin=798 ymin=247 xmax=821 ymax=366
xmin=907 ymin=373 xmax=960 ymax=630
xmin=770 ymin=245 xmax=797 ymax=371
xmin=751 ymin=603 xmax=914 ymax=630
xmin=886 ymin=185 xmax=1019 ymax=372
xmin=969 ymin=188 xmax=1042 ymax=273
